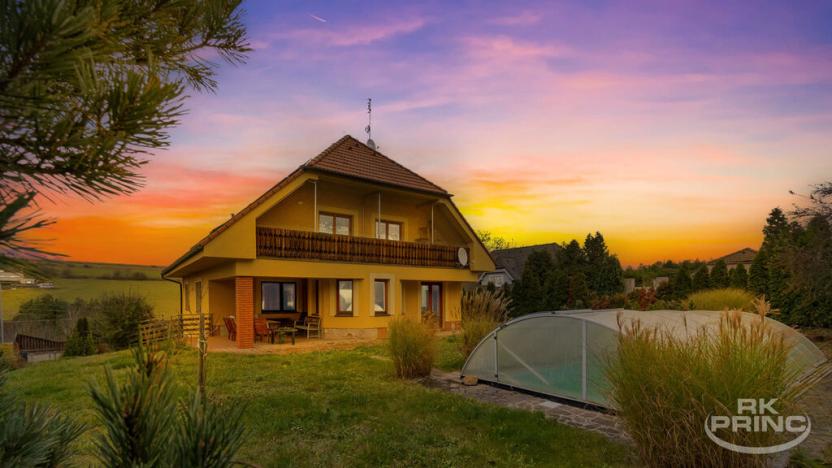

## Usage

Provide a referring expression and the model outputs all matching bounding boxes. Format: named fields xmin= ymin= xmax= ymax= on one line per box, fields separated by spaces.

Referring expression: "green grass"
xmin=686 ymin=288 xmax=755 ymax=311
xmin=1 ymin=278 xmax=179 ymax=318
xmin=4 ymin=341 xmax=633 ymax=467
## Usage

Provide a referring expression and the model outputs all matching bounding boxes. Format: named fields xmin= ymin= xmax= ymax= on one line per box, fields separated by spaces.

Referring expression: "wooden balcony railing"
xmin=256 ymin=226 xmax=467 ymax=268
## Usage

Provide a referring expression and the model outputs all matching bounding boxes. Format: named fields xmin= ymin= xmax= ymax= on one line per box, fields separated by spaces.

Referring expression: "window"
xmin=374 ymin=280 xmax=388 ymax=315
xmin=261 ymin=282 xmax=297 ymax=312
xmin=337 ymin=280 xmax=353 ymax=315
xmin=319 ymin=213 xmax=351 ymax=236
xmin=376 ymin=220 xmax=402 ymax=240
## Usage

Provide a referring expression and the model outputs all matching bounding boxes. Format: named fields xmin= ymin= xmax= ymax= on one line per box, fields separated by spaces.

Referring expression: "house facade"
xmin=162 ymin=136 xmax=494 ymax=348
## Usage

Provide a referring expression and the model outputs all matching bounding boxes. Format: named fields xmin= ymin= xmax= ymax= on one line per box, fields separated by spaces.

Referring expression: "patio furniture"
xmin=223 ymin=316 xmax=236 ymax=341
xmin=254 ymin=318 xmax=276 ymax=343
xmin=294 ymin=314 xmax=321 ymax=339
xmin=276 ymin=327 xmax=297 ymax=345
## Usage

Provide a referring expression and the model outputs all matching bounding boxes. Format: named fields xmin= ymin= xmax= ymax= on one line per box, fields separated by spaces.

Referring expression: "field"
xmin=37 ymin=260 xmax=165 ymax=280
xmin=1 ymin=278 xmax=179 ymax=318
xmin=3 ymin=340 xmax=633 ymax=467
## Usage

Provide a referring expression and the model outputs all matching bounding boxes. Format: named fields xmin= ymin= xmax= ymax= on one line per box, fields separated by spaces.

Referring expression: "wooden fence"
xmin=137 ymin=313 xmax=209 ymax=344
xmin=256 ymin=227 xmax=466 ymax=268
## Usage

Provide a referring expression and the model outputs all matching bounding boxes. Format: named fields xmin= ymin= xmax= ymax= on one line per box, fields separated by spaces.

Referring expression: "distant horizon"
xmin=23 ymin=1 xmax=831 ymax=267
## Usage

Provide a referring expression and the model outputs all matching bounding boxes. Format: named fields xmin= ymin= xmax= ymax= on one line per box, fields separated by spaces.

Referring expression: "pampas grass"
xmin=605 ymin=300 xmax=813 ymax=468
xmin=388 ymin=318 xmax=436 ymax=378
xmin=459 ymin=288 xmax=510 ymax=357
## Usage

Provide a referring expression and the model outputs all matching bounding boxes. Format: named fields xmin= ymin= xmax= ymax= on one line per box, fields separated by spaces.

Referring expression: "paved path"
xmin=428 ymin=370 xmax=630 ymax=444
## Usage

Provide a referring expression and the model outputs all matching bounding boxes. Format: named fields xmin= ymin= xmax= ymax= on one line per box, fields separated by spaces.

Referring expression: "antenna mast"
xmin=365 ymin=98 xmax=376 ymax=150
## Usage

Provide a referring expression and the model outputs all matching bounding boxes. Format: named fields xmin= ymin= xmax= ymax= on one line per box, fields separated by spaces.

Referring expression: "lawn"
xmin=1 ymin=278 xmax=179 ymax=318
xmin=4 ymin=340 xmax=633 ymax=467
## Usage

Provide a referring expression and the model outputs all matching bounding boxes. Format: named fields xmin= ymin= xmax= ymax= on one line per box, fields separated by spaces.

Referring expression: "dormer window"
xmin=319 ymin=213 xmax=351 ymax=236
xmin=376 ymin=220 xmax=402 ymax=241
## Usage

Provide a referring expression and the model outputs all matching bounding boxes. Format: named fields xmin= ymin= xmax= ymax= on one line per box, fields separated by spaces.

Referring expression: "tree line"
xmin=508 ymin=232 xmax=624 ymax=316
xmin=748 ymin=188 xmax=832 ymax=327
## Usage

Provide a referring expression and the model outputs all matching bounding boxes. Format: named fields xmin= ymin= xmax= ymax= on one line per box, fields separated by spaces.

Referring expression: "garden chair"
xmin=254 ymin=318 xmax=276 ymax=343
xmin=224 ymin=316 xmax=236 ymax=341
xmin=294 ymin=314 xmax=321 ymax=339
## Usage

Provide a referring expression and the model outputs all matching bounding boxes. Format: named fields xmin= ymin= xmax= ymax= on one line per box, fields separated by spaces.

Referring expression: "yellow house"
xmin=162 ymin=135 xmax=494 ymax=348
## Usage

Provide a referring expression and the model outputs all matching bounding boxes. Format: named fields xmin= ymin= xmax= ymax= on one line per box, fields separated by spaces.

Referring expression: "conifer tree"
xmin=1 ymin=0 xmax=250 ymax=267
xmin=709 ymin=260 xmax=729 ymax=288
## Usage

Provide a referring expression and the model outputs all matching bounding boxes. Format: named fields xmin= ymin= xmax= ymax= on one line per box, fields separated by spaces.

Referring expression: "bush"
xmin=90 ymin=293 xmax=154 ymax=349
xmin=388 ymin=318 xmax=435 ymax=378
xmin=14 ymin=294 xmax=69 ymax=321
xmin=64 ymin=318 xmax=98 ymax=357
xmin=606 ymin=305 xmax=804 ymax=467
xmin=459 ymin=288 xmax=509 ymax=357
xmin=687 ymin=288 xmax=755 ymax=311
xmin=90 ymin=342 xmax=246 ymax=466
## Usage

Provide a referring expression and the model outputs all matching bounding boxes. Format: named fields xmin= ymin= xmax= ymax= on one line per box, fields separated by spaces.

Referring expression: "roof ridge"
xmin=302 ymin=134 xmax=353 ymax=167
xmin=305 ymin=134 xmax=447 ymax=194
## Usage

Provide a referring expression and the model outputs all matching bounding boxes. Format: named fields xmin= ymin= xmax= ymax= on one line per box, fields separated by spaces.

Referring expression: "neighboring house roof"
xmin=163 ymin=135 xmax=475 ymax=277
xmin=709 ymin=247 xmax=757 ymax=265
xmin=490 ymin=243 xmax=561 ymax=281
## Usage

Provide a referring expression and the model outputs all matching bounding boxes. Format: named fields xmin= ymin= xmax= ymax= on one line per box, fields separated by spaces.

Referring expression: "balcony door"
xmin=420 ymin=282 xmax=442 ymax=324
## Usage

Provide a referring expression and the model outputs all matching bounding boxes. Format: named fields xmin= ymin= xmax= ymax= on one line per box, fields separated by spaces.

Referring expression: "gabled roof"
xmin=709 ymin=247 xmax=757 ymax=265
xmin=303 ymin=135 xmax=447 ymax=195
xmin=163 ymin=135 xmax=451 ymax=276
xmin=491 ymin=243 xmax=561 ymax=281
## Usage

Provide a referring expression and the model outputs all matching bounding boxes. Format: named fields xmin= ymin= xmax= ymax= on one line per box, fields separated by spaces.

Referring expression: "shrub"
xmin=91 ymin=293 xmax=154 ymax=349
xmin=459 ymin=288 xmax=509 ymax=357
xmin=0 ymin=372 xmax=86 ymax=466
xmin=606 ymin=305 xmax=805 ymax=468
xmin=388 ymin=318 xmax=435 ymax=378
xmin=64 ymin=318 xmax=98 ymax=357
xmin=14 ymin=294 xmax=69 ymax=321
xmin=90 ymin=341 xmax=246 ymax=466
xmin=687 ymin=288 xmax=755 ymax=311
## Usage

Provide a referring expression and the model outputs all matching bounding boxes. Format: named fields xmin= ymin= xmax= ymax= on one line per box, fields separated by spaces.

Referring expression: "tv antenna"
xmin=365 ymin=98 xmax=376 ymax=150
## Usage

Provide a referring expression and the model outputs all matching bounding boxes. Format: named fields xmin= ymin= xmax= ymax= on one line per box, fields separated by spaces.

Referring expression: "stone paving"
xmin=427 ymin=370 xmax=630 ymax=444
xmin=796 ymin=329 xmax=832 ymax=462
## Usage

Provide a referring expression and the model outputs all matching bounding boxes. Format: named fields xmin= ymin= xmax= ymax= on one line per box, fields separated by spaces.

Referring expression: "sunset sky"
xmin=34 ymin=1 xmax=832 ymax=267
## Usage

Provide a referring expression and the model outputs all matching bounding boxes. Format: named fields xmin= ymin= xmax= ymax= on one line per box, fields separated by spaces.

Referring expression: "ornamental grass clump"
xmin=687 ymin=288 xmax=755 ymax=311
xmin=459 ymin=288 xmax=510 ymax=357
xmin=605 ymin=301 xmax=811 ymax=468
xmin=388 ymin=317 xmax=436 ymax=378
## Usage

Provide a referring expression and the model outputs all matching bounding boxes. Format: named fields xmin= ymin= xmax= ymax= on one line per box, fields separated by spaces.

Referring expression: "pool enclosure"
xmin=460 ymin=309 xmax=828 ymax=409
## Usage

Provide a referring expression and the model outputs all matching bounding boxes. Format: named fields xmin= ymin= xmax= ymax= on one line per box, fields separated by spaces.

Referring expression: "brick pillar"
xmin=235 ymin=277 xmax=254 ymax=349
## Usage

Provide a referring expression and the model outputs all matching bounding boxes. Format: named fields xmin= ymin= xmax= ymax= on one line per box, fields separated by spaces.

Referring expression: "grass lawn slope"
xmin=4 ymin=342 xmax=633 ymax=467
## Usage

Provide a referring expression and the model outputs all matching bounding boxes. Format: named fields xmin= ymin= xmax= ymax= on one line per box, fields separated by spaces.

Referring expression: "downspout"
xmin=164 ymin=277 xmax=183 ymax=324
xmin=313 ymin=180 xmax=318 ymax=231
xmin=430 ymin=203 xmax=435 ymax=244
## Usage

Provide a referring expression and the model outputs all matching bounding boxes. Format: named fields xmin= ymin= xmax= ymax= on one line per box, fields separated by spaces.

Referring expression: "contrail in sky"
xmin=309 ymin=14 xmax=327 ymax=23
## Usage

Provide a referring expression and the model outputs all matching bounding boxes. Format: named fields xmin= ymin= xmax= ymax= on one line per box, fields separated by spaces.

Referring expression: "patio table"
xmin=276 ymin=327 xmax=296 ymax=345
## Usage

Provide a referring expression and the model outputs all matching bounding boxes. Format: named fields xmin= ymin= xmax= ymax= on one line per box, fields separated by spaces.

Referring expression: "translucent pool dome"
xmin=460 ymin=309 xmax=827 ymax=409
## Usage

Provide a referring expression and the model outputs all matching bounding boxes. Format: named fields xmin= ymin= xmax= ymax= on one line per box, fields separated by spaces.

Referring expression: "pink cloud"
xmin=273 ymin=17 xmax=427 ymax=47
xmin=489 ymin=11 xmax=543 ymax=26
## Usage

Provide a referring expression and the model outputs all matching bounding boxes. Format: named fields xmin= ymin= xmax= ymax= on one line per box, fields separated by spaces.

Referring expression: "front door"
xmin=420 ymin=283 xmax=442 ymax=324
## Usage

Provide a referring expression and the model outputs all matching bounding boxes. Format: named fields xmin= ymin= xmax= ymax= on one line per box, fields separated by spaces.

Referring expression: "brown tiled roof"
xmin=709 ymin=247 xmax=757 ymax=265
xmin=303 ymin=135 xmax=447 ymax=195
xmin=163 ymin=135 xmax=450 ymax=276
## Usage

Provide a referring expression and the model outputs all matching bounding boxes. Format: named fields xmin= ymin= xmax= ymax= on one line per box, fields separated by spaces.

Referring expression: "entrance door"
xmin=420 ymin=283 xmax=442 ymax=324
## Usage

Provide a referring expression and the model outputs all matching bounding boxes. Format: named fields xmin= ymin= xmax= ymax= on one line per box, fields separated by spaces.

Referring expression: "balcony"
xmin=256 ymin=227 xmax=468 ymax=268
